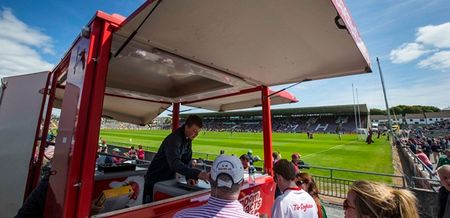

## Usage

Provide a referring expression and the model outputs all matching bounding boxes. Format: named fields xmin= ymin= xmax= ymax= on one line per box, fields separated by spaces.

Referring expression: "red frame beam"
xmin=33 ymin=71 xmax=59 ymax=187
xmin=40 ymin=8 xmax=280 ymax=217
xmin=44 ymin=14 xmax=121 ymax=218
xmin=76 ymin=19 xmax=115 ymax=217
xmin=261 ymin=86 xmax=273 ymax=176
xmin=172 ymin=103 xmax=180 ymax=131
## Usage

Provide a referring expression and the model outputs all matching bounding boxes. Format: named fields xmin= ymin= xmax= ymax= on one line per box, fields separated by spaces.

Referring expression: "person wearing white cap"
xmin=174 ymin=155 xmax=257 ymax=218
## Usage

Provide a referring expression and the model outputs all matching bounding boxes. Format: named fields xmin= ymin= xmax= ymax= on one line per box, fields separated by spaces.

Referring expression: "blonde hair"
xmin=349 ymin=180 xmax=419 ymax=218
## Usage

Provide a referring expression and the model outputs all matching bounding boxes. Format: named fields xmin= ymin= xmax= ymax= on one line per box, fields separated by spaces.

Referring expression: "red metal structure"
xmin=0 ymin=0 xmax=371 ymax=217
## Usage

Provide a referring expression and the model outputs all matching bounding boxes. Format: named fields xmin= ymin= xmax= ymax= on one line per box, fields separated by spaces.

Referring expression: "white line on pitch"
xmin=302 ymin=141 xmax=358 ymax=158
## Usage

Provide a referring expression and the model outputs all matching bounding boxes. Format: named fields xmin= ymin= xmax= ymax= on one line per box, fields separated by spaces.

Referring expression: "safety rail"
xmin=97 ymin=151 xmax=151 ymax=167
xmin=394 ymin=136 xmax=441 ymax=190
xmin=110 ymin=143 xmax=441 ymax=198
xmin=406 ymin=147 xmax=435 ymax=179
xmin=312 ymin=175 xmax=353 ymax=199
xmin=302 ymin=165 xmax=406 ymax=199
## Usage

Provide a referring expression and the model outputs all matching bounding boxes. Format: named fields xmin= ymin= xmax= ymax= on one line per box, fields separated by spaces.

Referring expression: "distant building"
xmin=424 ymin=111 xmax=450 ymax=124
xmin=181 ymin=104 xmax=369 ymax=133
xmin=405 ymin=113 xmax=426 ymax=125
xmin=369 ymin=115 xmax=402 ymax=125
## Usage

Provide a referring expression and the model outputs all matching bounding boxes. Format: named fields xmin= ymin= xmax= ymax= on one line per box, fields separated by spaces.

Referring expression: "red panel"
xmin=274 ymin=90 xmax=298 ymax=103
xmin=262 ymin=86 xmax=273 ymax=176
xmin=95 ymin=11 xmax=126 ymax=26
xmin=105 ymin=175 xmax=275 ymax=218
xmin=239 ymin=176 xmax=275 ymax=217
xmin=154 ymin=192 xmax=174 ymax=201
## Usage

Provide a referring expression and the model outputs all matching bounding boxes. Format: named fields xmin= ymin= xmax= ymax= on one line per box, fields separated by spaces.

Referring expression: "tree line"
xmin=370 ymin=105 xmax=440 ymax=116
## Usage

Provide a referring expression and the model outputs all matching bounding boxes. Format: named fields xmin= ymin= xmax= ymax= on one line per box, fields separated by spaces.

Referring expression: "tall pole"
xmin=377 ymin=57 xmax=392 ymax=134
xmin=356 ymin=88 xmax=361 ymax=128
xmin=261 ymin=86 xmax=273 ymax=176
xmin=352 ymin=84 xmax=358 ymax=132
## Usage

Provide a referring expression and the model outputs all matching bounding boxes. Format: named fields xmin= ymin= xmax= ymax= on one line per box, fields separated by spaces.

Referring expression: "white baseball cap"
xmin=211 ymin=155 xmax=244 ymax=188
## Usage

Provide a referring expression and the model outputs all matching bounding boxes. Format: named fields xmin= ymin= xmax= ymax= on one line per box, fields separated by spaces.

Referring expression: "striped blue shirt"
xmin=174 ymin=196 xmax=258 ymax=218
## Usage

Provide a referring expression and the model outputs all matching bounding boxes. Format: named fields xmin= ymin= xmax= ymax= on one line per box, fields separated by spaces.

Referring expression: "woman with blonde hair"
xmin=344 ymin=180 xmax=419 ymax=218
xmin=296 ymin=172 xmax=327 ymax=218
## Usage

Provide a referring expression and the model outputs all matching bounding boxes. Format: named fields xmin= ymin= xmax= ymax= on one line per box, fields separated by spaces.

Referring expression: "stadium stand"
xmin=181 ymin=104 xmax=368 ymax=133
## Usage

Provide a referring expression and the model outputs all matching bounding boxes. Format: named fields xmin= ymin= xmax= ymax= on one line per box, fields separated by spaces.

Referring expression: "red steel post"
xmin=172 ymin=103 xmax=180 ymax=131
xmin=261 ymin=86 xmax=273 ymax=176
xmin=76 ymin=19 xmax=115 ymax=217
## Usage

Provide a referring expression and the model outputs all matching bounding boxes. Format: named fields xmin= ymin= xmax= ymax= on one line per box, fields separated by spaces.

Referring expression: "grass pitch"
xmin=100 ymin=130 xmax=393 ymax=182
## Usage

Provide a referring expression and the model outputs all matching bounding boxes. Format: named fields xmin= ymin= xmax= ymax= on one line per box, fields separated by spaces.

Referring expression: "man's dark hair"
xmin=273 ymin=159 xmax=297 ymax=180
xmin=185 ymin=115 xmax=203 ymax=128
xmin=239 ymin=154 xmax=250 ymax=161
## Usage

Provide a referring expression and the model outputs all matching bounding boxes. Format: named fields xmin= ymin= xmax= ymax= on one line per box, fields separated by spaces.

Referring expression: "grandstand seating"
xmin=96 ymin=104 xmax=371 ymax=133
xmin=200 ymin=114 xmax=366 ymax=133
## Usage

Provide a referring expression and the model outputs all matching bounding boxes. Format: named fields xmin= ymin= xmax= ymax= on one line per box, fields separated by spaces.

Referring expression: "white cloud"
xmin=389 ymin=43 xmax=432 ymax=63
xmin=418 ymin=51 xmax=450 ymax=71
xmin=281 ymin=72 xmax=450 ymax=110
xmin=416 ymin=22 xmax=450 ymax=49
xmin=390 ymin=22 xmax=450 ymax=71
xmin=0 ymin=8 xmax=54 ymax=77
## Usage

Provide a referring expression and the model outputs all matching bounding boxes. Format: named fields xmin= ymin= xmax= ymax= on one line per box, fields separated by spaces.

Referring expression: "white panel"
xmin=0 ymin=72 xmax=48 ymax=217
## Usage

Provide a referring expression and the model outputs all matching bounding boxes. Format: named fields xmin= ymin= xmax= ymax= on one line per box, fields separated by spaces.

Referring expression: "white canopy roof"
xmin=55 ymin=0 xmax=371 ymax=125
xmin=110 ymin=0 xmax=370 ymax=96
xmin=54 ymin=87 xmax=296 ymax=125
xmin=185 ymin=89 xmax=298 ymax=112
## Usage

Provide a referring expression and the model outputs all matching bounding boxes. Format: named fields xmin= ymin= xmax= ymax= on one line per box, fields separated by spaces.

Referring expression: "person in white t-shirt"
xmin=272 ymin=159 xmax=318 ymax=218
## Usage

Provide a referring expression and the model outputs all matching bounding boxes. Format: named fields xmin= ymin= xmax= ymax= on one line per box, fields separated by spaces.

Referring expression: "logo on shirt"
xmin=292 ymin=203 xmax=314 ymax=212
xmin=240 ymin=191 xmax=262 ymax=216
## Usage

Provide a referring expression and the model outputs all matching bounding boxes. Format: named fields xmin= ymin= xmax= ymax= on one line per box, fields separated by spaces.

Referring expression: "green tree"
xmin=370 ymin=108 xmax=385 ymax=115
xmin=389 ymin=105 xmax=440 ymax=116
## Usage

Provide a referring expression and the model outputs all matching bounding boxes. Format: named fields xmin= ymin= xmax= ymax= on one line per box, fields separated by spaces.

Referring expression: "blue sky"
xmin=1 ymin=0 xmax=449 ymax=112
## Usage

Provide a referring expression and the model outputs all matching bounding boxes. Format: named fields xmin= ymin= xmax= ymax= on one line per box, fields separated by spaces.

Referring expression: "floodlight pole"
xmin=377 ymin=57 xmax=392 ymax=135
xmin=356 ymin=88 xmax=361 ymax=129
xmin=352 ymin=84 xmax=358 ymax=133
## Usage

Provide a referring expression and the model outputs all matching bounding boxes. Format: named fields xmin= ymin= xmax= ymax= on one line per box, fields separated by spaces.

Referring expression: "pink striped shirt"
xmin=174 ymin=196 xmax=258 ymax=218
xmin=416 ymin=153 xmax=432 ymax=165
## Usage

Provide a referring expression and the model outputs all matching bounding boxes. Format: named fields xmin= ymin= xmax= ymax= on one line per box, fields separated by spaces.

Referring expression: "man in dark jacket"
xmin=143 ymin=115 xmax=209 ymax=203
xmin=437 ymin=165 xmax=450 ymax=218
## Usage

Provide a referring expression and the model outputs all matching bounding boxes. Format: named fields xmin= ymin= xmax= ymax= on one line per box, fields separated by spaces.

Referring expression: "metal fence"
xmin=395 ymin=138 xmax=441 ymax=190
xmin=300 ymin=165 xmax=407 ymax=199
xmin=112 ymin=142 xmax=442 ymax=199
